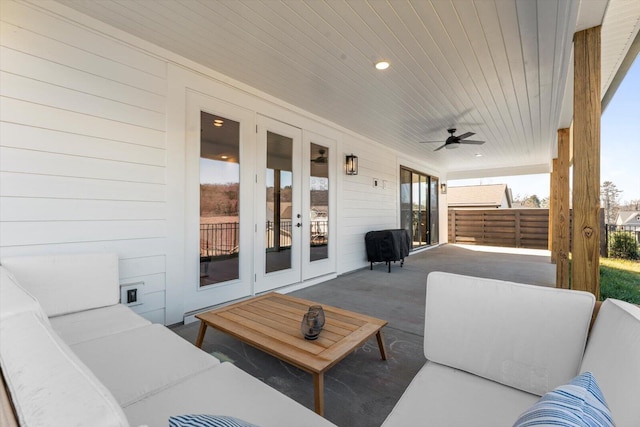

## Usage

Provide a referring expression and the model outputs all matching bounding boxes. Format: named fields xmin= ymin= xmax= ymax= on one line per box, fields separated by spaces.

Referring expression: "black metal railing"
xmin=265 ymin=220 xmax=293 ymax=249
xmin=200 ymin=222 xmax=239 ymax=258
xmin=605 ymin=224 xmax=640 ymax=259
xmin=200 ymin=220 xmax=328 ymax=258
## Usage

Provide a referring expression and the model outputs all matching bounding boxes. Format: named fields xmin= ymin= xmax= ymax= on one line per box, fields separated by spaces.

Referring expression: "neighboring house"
xmin=614 ymin=211 xmax=640 ymax=244
xmin=615 ymin=211 xmax=640 ymax=229
xmin=447 ymin=184 xmax=513 ymax=209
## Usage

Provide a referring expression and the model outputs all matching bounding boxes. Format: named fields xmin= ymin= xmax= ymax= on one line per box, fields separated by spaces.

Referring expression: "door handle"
xmin=296 ymin=223 xmax=302 ymax=228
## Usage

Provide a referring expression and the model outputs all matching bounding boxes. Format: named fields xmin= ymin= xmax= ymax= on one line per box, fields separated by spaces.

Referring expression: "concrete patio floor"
xmin=171 ymin=243 xmax=555 ymax=427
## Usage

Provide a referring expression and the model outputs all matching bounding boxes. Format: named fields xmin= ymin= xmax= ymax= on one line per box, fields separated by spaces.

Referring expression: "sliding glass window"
xmin=400 ymin=167 xmax=439 ymax=249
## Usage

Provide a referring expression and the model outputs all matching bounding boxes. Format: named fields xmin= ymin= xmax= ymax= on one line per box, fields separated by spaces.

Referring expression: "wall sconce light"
xmin=345 ymin=154 xmax=358 ymax=175
xmin=440 ymin=183 xmax=447 ymax=194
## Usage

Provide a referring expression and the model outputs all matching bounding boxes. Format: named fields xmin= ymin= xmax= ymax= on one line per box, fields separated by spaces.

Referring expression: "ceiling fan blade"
xmin=457 ymin=132 xmax=475 ymax=140
xmin=434 ymin=144 xmax=447 ymax=151
xmin=460 ymin=140 xmax=485 ymax=145
xmin=418 ymin=140 xmax=445 ymax=144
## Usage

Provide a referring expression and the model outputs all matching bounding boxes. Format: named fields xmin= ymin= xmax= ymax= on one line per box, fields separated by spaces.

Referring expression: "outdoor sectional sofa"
xmin=0 ymin=253 xmax=336 ymax=427
xmin=382 ymin=272 xmax=640 ymax=427
xmin=2 ymin=253 xmax=639 ymax=427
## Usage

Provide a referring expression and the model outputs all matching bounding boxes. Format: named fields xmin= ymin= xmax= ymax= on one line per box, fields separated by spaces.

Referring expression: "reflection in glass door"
xmin=309 ymin=143 xmax=329 ymax=262
xmin=256 ymin=115 xmax=302 ymax=294
xmin=430 ymin=178 xmax=439 ymax=244
xmin=265 ymin=131 xmax=293 ymax=273
xmin=199 ymin=111 xmax=240 ymax=286
xmin=400 ymin=166 xmax=439 ymax=249
xmin=185 ymin=90 xmax=254 ymax=314
xmin=256 ymin=117 xmax=336 ymax=292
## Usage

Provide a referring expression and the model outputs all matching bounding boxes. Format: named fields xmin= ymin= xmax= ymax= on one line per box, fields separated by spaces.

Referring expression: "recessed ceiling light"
xmin=475 ymin=153 xmax=483 ymax=157
xmin=214 ymin=119 xmax=223 ymax=124
xmin=214 ymin=122 xmax=223 ymax=127
xmin=375 ymin=61 xmax=390 ymax=70
xmin=220 ymin=155 xmax=229 ymax=160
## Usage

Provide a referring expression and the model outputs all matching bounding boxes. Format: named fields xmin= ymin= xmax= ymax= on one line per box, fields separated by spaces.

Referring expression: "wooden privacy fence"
xmin=448 ymin=209 xmax=549 ymax=249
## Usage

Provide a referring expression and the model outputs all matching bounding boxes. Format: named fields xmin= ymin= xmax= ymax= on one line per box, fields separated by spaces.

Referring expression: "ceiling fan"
xmin=311 ymin=148 xmax=327 ymax=163
xmin=419 ymin=128 xmax=485 ymax=151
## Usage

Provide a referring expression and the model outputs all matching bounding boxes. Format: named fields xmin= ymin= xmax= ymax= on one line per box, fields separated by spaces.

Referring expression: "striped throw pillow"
xmin=512 ymin=372 xmax=614 ymax=427
xmin=169 ymin=414 xmax=259 ymax=427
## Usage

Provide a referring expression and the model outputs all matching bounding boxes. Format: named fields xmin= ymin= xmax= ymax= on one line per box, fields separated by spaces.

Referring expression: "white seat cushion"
xmin=50 ymin=304 xmax=151 ymax=345
xmin=580 ymin=299 xmax=640 ymax=427
xmin=381 ymin=361 xmax=539 ymax=427
xmin=424 ymin=272 xmax=595 ymax=396
xmin=0 ymin=311 xmax=129 ymax=427
xmin=71 ymin=324 xmax=220 ymax=406
xmin=1 ymin=253 xmax=120 ymax=317
xmin=124 ymin=363 xmax=336 ymax=427
xmin=0 ymin=266 xmax=49 ymax=324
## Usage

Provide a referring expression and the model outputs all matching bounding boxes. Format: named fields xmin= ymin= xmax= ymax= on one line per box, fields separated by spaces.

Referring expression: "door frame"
xmin=254 ymin=115 xmax=303 ymax=293
xmin=183 ymin=90 xmax=256 ymax=313
xmin=302 ymin=130 xmax=338 ymax=280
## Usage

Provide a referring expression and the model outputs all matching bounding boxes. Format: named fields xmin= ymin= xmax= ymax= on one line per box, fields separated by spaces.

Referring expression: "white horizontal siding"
xmin=0 ymin=238 xmax=167 ymax=259
xmin=1 ymin=123 xmax=165 ymax=166
xmin=119 ymin=260 xmax=166 ymax=320
xmin=0 ymin=72 xmax=164 ymax=130
xmin=0 ymin=0 xmax=168 ymax=323
xmin=0 ymin=199 xmax=165 ymax=221
xmin=0 ymin=46 xmax=165 ymax=112
xmin=1 ymin=98 xmax=164 ymax=148
xmin=0 ymin=148 xmax=164 ymax=183
xmin=338 ymin=136 xmax=399 ymax=273
xmin=0 ymin=172 xmax=165 ymax=201
xmin=1 ymin=220 xmax=166 ymax=247
xmin=1 ymin=2 xmax=167 ymax=82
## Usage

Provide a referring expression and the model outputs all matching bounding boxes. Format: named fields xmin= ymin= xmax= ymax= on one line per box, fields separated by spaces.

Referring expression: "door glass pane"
xmin=400 ymin=169 xmax=412 ymax=243
xmin=430 ymin=178 xmax=439 ymax=244
xmin=401 ymin=167 xmax=439 ymax=250
xmin=200 ymin=112 xmax=240 ymax=286
xmin=310 ymin=143 xmax=329 ymax=262
xmin=420 ymin=175 xmax=428 ymax=246
xmin=266 ymin=131 xmax=293 ymax=273
xmin=412 ymin=173 xmax=421 ymax=246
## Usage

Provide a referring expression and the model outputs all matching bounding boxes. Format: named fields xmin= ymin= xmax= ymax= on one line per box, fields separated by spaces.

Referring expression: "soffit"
xmin=52 ymin=0 xmax=637 ymax=178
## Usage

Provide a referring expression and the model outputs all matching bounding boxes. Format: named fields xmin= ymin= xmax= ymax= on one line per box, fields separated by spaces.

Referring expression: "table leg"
xmin=313 ymin=372 xmax=324 ymax=416
xmin=376 ymin=330 xmax=388 ymax=360
xmin=195 ymin=321 xmax=208 ymax=348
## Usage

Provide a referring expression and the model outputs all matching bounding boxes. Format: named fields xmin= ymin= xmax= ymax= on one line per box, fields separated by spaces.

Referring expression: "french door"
xmin=184 ymin=91 xmax=254 ymax=312
xmin=255 ymin=116 xmax=336 ymax=293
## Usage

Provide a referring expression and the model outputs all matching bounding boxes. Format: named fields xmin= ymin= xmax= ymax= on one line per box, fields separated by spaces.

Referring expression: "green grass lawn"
xmin=599 ymin=258 xmax=640 ymax=304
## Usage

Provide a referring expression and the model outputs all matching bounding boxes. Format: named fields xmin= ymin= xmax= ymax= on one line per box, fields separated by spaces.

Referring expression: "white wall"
xmin=0 ymin=1 xmax=167 ymax=323
xmin=0 ymin=0 xmax=445 ymax=324
xmin=339 ymin=135 xmax=399 ymax=273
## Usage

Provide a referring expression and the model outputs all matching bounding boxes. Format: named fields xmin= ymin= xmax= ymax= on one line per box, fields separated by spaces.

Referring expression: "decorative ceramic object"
xmin=301 ymin=305 xmax=325 ymax=340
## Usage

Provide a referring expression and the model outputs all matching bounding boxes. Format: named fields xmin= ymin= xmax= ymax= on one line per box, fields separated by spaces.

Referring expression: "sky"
xmin=451 ymin=55 xmax=640 ymax=204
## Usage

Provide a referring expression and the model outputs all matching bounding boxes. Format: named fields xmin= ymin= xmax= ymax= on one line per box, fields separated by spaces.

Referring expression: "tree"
xmin=608 ymin=231 xmax=639 ymax=260
xmin=540 ymin=197 xmax=550 ymax=209
xmin=601 ymin=181 xmax=622 ymax=224
xmin=620 ymin=199 xmax=640 ymax=211
xmin=513 ymin=194 xmax=542 ymax=208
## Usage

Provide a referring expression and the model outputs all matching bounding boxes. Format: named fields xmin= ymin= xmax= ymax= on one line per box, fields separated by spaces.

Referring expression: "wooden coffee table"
xmin=195 ymin=292 xmax=388 ymax=416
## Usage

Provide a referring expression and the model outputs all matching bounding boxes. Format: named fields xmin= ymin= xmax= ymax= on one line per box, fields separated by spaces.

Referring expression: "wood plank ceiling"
xmin=53 ymin=0 xmax=638 ymax=178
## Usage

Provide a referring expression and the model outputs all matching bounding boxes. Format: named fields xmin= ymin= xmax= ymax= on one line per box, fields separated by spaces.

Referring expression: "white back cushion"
xmin=1 ymin=253 xmax=119 ymax=317
xmin=0 ymin=266 xmax=49 ymax=323
xmin=424 ymin=272 xmax=595 ymax=396
xmin=0 ymin=311 xmax=129 ymax=427
xmin=580 ymin=299 xmax=640 ymax=427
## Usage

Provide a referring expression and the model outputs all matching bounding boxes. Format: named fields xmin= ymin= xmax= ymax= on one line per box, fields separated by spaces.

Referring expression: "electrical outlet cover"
xmin=120 ymin=282 xmax=144 ymax=307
